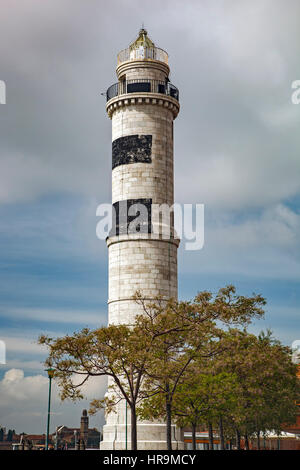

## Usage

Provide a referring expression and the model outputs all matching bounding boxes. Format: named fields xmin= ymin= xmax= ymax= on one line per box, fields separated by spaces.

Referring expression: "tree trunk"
xmin=165 ymin=382 xmax=172 ymax=451
xmin=131 ymin=405 xmax=137 ymax=450
xmin=277 ymin=438 xmax=280 ymax=451
xmin=192 ymin=423 xmax=196 ymax=450
xmin=166 ymin=399 xmax=172 ymax=451
xmin=244 ymin=434 xmax=249 ymax=450
xmin=235 ymin=428 xmax=241 ymax=450
xmin=219 ymin=417 xmax=225 ymax=450
xmin=256 ymin=430 xmax=260 ymax=450
xmin=208 ymin=422 xmax=214 ymax=450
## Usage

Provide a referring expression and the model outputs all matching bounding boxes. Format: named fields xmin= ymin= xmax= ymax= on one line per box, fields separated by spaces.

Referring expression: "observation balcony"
xmin=106 ymin=79 xmax=179 ymax=103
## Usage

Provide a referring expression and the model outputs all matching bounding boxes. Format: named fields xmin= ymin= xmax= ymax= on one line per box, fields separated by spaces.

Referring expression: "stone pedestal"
xmin=101 ymin=398 xmax=184 ymax=450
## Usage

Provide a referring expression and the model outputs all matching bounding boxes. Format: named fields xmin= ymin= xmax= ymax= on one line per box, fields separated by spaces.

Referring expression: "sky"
xmin=0 ymin=0 xmax=299 ymax=435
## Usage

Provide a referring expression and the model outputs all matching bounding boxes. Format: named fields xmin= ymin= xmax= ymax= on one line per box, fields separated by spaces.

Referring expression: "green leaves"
xmin=38 ymin=285 xmax=299 ymax=449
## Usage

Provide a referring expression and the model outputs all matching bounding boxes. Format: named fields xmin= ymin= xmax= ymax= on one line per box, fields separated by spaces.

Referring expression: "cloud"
xmin=0 ymin=329 xmax=101 ymax=377
xmin=2 ymin=335 xmax=47 ymax=356
xmin=0 ymin=368 xmax=106 ymax=434
xmin=0 ymin=0 xmax=299 ymax=210
xmin=1 ymin=308 xmax=106 ymax=326
xmin=0 ymin=332 xmax=62 ymax=376
xmin=170 ymin=1 xmax=300 ymax=210
xmin=248 ymin=305 xmax=300 ymax=346
xmin=0 ymin=0 xmax=112 ymax=204
xmin=179 ymin=203 xmax=300 ymax=281
xmin=209 ymin=204 xmax=300 ymax=249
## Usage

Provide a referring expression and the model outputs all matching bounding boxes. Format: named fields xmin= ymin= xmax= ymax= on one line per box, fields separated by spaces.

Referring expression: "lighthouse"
xmin=101 ymin=29 xmax=183 ymax=450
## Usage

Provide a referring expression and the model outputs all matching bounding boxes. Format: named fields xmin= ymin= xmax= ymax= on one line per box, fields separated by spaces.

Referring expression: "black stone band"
xmin=112 ymin=135 xmax=152 ymax=169
xmin=110 ymin=198 xmax=152 ymax=236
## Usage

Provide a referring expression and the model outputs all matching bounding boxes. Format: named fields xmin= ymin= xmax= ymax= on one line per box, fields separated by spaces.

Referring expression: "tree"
xmin=248 ymin=331 xmax=300 ymax=446
xmin=39 ymin=312 xmax=194 ymax=450
xmin=40 ymin=324 xmax=152 ymax=450
xmin=135 ymin=285 xmax=265 ymax=450
xmin=39 ymin=285 xmax=265 ymax=451
xmin=172 ymin=366 xmax=239 ymax=450
xmin=212 ymin=329 xmax=300 ymax=448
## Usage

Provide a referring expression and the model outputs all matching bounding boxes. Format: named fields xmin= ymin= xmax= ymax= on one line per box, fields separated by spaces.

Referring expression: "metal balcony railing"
xmin=117 ymin=46 xmax=168 ymax=65
xmin=106 ymin=79 xmax=179 ymax=102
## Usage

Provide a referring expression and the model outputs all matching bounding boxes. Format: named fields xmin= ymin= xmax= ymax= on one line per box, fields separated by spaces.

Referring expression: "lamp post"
xmin=125 ymin=400 xmax=128 ymax=450
xmin=45 ymin=367 xmax=55 ymax=450
xmin=74 ymin=430 xmax=78 ymax=450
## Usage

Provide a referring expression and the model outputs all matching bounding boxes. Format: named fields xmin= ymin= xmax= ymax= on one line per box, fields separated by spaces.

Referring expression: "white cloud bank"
xmin=0 ymin=0 xmax=299 ymax=211
xmin=0 ymin=368 xmax=106 ymax=434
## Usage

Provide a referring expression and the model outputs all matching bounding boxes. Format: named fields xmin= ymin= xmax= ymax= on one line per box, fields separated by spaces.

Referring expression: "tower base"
xmin=100 ymin=423 xmax=184 ymax=450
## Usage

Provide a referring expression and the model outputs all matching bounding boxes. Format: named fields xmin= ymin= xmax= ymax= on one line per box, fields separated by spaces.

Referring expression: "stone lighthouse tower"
xmin=101 ymin=29 xmax=182 ymax=450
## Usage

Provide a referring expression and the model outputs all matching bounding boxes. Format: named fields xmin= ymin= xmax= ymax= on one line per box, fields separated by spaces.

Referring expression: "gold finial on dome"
xmin=129 ymin=28 xmax=155 ymax=51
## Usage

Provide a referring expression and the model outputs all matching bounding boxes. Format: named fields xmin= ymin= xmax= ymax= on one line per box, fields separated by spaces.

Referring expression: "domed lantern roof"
xmin=129 ymin=28 xmax=156 ymax=60
xmin=129 ymin=28 xmax=155 ymax=51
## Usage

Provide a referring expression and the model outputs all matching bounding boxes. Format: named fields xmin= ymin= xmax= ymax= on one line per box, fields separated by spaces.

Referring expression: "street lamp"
xmin=125 ymin=400 xmax=128 ymax=450
xmin=45 ymin=367 xmax=55 ymax=450
xmin=74 ymin=430 xmax=78 ymax=450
